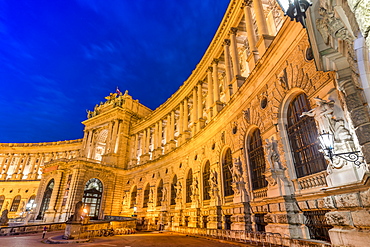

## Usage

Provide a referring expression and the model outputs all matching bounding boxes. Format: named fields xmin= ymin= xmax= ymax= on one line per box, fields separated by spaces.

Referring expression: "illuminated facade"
xmin=1 ymin=0 xmax=369 ymax=246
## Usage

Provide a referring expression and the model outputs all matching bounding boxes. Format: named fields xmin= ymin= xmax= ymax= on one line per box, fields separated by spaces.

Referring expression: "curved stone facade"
xmin=1 ymin=0 xmax=370 ymax=246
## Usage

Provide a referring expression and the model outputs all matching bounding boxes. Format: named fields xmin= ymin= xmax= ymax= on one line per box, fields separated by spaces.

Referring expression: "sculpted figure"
xmin=149 ymin=188 xmax=154 ymax=203
xmin=175 ymin=181 xmax=182 ymax=200
xmin=72 ymin=201 xmax=83 ymax=222
xmin=301 ymin=97 xmax=335 ymax=133
xmin=265 ymin=137 xmax=282 ymax=169
xmin=229 ymin=157 xmax=243 ymax=183
xmin=208 ymin=169 xmax=219 ymax=199
xmin=0 ymin=209 xmax=9 ymax=226
xmin=161 ymin=187 xmax=167 ymax=203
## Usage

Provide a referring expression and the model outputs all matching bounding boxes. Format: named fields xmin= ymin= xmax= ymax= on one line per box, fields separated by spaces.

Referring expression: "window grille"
xmin=287 ymin=93 xmax=326 ymax=178
xmin=248 ymin=129 xmax=267 ymax=190
xmin=10 ymin=195 xmax=21 ymax=212
xmin=222 ymin=148 xmax=234 ymax=197
xmin=157 ymin=180 xmax=163 ymax=206
xmin=143 ymin=185 xmax=150 ymax=208
xmin=255 ymin=213 xmax=267 ymax=232
xmin=0 ymin=195 xmax=4 ymax=211
xmin=82 ymin=178 xmax=103 ymax=220
xmin=171 ymin=175 xmax=177 ymax=205
xmin=186 ymin=169 xmax=192 ymax=203
xmin=304 ymin=210 xmax=332 ymax=242
xmin=130 ymin=187 xmax=137 ymax=208
xmin=37 ymin=179 xmax=54 ymax=220
xmin=203 ymin=161 xmax=211 ymax=201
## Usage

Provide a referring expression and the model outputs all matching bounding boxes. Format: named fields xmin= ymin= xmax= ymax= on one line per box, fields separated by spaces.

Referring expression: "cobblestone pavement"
xmin=0 ymin=231 xmax=255 ymax=247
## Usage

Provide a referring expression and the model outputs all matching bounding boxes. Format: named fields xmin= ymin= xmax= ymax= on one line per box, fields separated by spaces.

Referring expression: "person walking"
xmin=42 ymin=226 xmax=47 ymax=239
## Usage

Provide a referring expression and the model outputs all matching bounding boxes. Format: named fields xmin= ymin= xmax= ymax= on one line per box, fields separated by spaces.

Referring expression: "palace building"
xmin=1 ymin=0 xmax=369 ymax=246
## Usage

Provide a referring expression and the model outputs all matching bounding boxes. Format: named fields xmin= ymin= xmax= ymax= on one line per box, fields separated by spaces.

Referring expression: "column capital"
xmin=212 ymin=59 xmax=219 ymax=65
xmin=230 ymin=27 xmax=238 ymax=35
xmin=242 ymin=0 xmax=253 ymax=8
xmin=223 ymin=39 xmax=231 ymax=46
xmin=207 ymin=67 xmax=213 ymax=73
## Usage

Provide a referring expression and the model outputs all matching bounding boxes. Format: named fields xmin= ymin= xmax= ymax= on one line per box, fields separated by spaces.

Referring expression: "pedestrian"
xmin=42 ymin=226 xmax=47 ymax=239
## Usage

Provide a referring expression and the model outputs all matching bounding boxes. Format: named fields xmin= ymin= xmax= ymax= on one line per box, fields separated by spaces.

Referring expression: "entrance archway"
xmin=82 ymin=178 xmax=103 ymax=220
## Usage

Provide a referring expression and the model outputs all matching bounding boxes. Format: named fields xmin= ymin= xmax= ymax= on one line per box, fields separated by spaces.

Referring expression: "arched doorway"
xmin=82 ymin=178 xmax=103 ymax=220
xmin=37 ymin=179 xmax=54 ymax=220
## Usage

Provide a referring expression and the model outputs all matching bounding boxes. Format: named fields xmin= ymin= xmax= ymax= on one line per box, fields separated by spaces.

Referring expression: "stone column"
xmin=183 ymin=98 xmax=189 ymax=132
xmin=12 ymin=155 xmax=22 ymax=179
xmin=243 ymin=1 xmax=259 ymax=63
xmin=179 ymin=102 xmax=184 ymax=136
xmin=27 ymin=155 xmax=36 ymax=180
xmin=230 ymin=27 xmax=241 ymax=77
xmin=253 ymin=0 xmax=268 ymax=37
xmin=166 ymin=114 xmax=171 ymax=144
xmin=146 ymin=128 xmax=151 ymax=154
xmin=3 ymin=154 xmax=14 ymax=179
xmin=223 ymin=39 xmax=233 ymax=84
xmin=85 ymin=129 xmax=93 ymax=159
xmin=113 ymin=120 xmax=122 ymax=154
xmin=141 ymin=130 xmax=147 ymax=156
xmin=20 ymin=154 xmax=29 ymax=179
xmin=183 ymin=97 xmax=191 ymax=141
xmin=170 ymin=111 xmax=175 ymax=141
xmin=0 ymin=155 xmax=7 ymax=179
xmin=212 ymin=60 xmax=221 ymax=104
xmin=154 ymin=122 xmax=159 ymax=150
xmin=105 ymin=121 xmax=114 ymax=153
xmin=159 ymin=120 xmax=163 ymax=147
xmin=81 ymin=130 xmax=88 ymax=153
xmin=207 ymin=67 xmax=214 ymax=120
xmin=192 ymin=88 xmax=198 ymax=134
xmin=197 ymin=82 xmax=205 ymax=131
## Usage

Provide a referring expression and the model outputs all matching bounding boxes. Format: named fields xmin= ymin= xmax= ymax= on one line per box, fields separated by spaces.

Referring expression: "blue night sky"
xmin=0 ymin=0 xmax=230 ymax=143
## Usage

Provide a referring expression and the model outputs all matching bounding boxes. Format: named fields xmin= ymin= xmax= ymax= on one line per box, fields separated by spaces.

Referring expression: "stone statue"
xmin=122 ymin=192 xmax=129 ymax=206
xmin=175 ymin=181 xmax=182 ymax=200
xmin=149 ymin=188 xmax=154 ymax=203
xmin=71 ymin=201 xmax=83 ymax=222
xmin=301 ymin=97 xmax=335 ymax=133
xmin=316 ymin=6 xmax=354 ymax=46
xmin=0 ymin=209 xmax=9 ymax=226
xmin=190 ymin=177 xmax=199 ymax=200
xmin=265 ymin=137 xmax=282 ymax=169
xmin=208 ymin=169 xmax=220 ymax=201
xmin=161 ymin=187 xmax=167 ymax=203
xmin=229 ymin=157 xmax=243 ymax=183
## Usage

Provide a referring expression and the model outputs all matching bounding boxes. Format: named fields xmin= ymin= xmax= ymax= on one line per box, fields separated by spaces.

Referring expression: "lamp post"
xmin=276 ymin=0 xmax=312 ymax=28
xmin=318 ymin=131 xmax=363 ymax=166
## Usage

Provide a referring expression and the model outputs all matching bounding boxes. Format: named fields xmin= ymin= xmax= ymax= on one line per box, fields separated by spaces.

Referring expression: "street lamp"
xmin=276 ymin=0 xmax=312 ymax=28
xmin=318 ymin=131 xmax=363 ymax=166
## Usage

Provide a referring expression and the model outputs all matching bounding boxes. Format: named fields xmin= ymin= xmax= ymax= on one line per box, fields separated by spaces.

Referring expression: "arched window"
xmin=170 ymin=175 xmax=177 ymax=205
xmin=157 ymin=180 xmax=163 ymax=206
xmin=186 ymin=169 xmax=193 ymax=203
xmin=143 ymin=184 xmax=150 ymax=208
xmin=37 ymin=179 xmax=54 ymax=220
xmin=248 ymin=129 xmax=267 ymax=190
xmin=287 ymin=93 xmax=326 ymax=178
xmin=10 ymin=195 xmax=21 ymax=212
xmin=203 ymin=161 xmax=211 ymax=201
xmin=222 ymin=148 xmax=234 ymax=197
xmin=130 ymin=186 xmax=137 ymax=208
xmin=0 ymin=195 xmax=4 ymax=211
xmin=82 ymin=178 xmax=103 ymax=220
xmin=26 ymin=195 xmax=36 ymax=211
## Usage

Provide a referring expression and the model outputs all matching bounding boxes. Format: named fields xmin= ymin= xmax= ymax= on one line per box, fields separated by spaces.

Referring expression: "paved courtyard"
xmin=0 ymin=231 xmax=253 ymax=247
